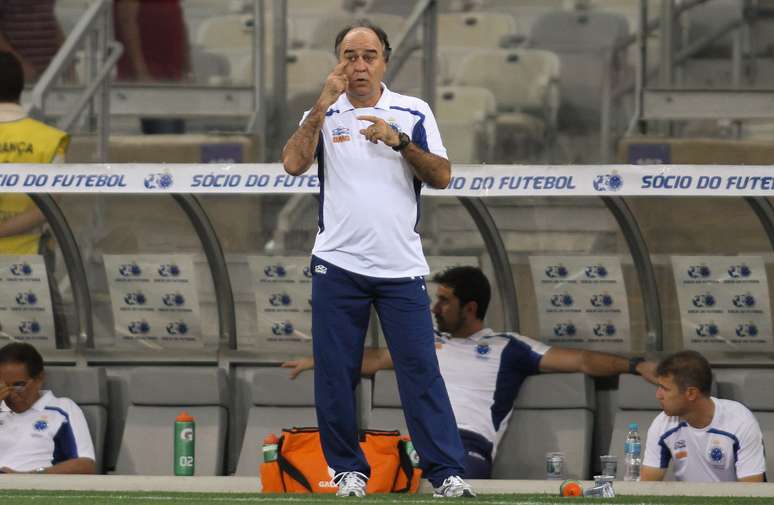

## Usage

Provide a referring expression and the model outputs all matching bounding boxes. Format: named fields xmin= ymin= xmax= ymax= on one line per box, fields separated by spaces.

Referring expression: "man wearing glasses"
xmin=0 ymin=342 xmax=95 ymax=474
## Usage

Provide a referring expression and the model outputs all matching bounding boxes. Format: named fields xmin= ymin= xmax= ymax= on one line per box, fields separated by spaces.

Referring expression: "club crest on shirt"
xmin=708 ymin=439 xmax=726 ymax=467
xmin=475 ymin=343 xmax=491 ymax=357
xmin=34 ymin=419 xmax=48 ymax=431
xmin=331 ymin=126 xmax=351 ymax=143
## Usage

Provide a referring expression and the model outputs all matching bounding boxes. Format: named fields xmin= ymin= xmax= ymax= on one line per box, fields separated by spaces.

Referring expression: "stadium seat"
xmin=609 ymin=374 xmax=665 ymax=480
xmin=304 ymin=14 xmax=405 ymax=51
xmin=367 ymin=369 xmax=407 ymax=433
xmin=405 ymin=85 xmax=497 ymax=163
xmin=453 ymin=48 xmax=560 ymax=161
xmin=438 ymin=12 xmax=519 ymax=49
xmin=492 ymin=373 xmax=596 ymax=479
xmin=716 ymin=369 xmax=774 ymax=476
xmin=236 ymin=49 xmax=338 ymax=92
xmin=44 ymin=367 xmax=109 ymax=473
xmin=115 ymin=367 xmax=229 ymax=475
xmin=529 ymin=9 xmax=629 ymax=129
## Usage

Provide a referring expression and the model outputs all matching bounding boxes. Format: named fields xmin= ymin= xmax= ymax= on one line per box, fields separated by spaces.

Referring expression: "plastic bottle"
xmin=623 ymin=422 xmax=641 ymax=481
xmin=262 ymin=433 xmax=279 ymax=463
xmin=174 ymin=411 xmax=195 ymax=476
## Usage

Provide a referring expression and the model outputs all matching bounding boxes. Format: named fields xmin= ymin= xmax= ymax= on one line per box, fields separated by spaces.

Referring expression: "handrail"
xmin=26 ymin=0 xmax=112 ymax=117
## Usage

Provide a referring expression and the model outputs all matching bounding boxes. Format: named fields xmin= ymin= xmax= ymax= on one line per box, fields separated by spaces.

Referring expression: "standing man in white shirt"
xmin=281 ymin=21 xmax=471 ymax=498
xmin=641 ymin=350 xmax=766 ymax=482
xmin=284 ymin=266 xmax=659 ymax=479
xmin=0 ymin=342 xmax=95 ymax=474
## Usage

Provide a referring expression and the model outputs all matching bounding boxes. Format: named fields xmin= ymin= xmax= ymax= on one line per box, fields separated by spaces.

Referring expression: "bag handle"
xmin=276 ymin=436 xmax=314 ymax=493
xmin=393 ymin=439 xmax=415 ymax=493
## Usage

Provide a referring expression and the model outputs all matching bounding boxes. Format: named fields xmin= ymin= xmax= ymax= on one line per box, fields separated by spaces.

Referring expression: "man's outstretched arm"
xmin=539 ymin=347 xmax=658 ymax=384
xmin=282 ymin=348 xmax=394 ymax=379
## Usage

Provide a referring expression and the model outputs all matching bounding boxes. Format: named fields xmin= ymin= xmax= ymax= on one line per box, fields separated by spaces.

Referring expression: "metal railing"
xmin=25 ymin=0 xmax=122 ymax=163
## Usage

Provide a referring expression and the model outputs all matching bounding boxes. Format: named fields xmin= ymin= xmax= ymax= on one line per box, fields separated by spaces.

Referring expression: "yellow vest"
xmin=0 ymin=117 xmax=69 ymax=254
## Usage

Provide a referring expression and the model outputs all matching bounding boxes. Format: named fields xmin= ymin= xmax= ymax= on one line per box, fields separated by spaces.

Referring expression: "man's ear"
xmin=463 ymin=300 xmax=478 ymax=319
xmin=685 ymin=386 xmax=701 ymax=402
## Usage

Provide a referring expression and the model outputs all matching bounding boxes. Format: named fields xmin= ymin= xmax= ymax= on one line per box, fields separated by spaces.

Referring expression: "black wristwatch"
xmin=629 ymin=356 xmax=645 ymax=375
xmin=392 ymin=132 xmax=411 ymax=152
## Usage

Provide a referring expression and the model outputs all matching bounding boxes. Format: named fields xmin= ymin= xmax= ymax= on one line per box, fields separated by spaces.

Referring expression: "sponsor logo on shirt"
xmin=675 ymin=451 xmax=688 ymax=459
xmin=332 ymin=127 xmax=351 ymax=143
xmin=314 ymin=265 xmax=327 ymax=275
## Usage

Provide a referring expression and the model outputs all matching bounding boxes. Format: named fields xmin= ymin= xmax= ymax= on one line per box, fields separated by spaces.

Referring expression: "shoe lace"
xmin=442 ymin=475 xmax=467 ymax=490
xmin=332 ymin=471 xmax=368 ymax=489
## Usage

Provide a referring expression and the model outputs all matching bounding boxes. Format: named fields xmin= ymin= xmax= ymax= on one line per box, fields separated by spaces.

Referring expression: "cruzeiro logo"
xmin=545 ymin=265 xmax=568 ymax=278
xmin=553 ymin=322 xmax=576 ymax=337
xmin=18 ymin=320 xmax=41 ymax=334
xmin=735 ymin=322 xmax=758 ymax=337
xmin=593 ymin=323 xmax=616 ymax=337
xmin=550 ymin=293 xmax=574 ymax=307
xmin=727 ymin=264 xmax=752 ymax=278
xmin=269 ymin=293 xmax=292 ymax=306
xmin=687 ymin=264 xmax=711 ymax=279
xmin=709 ymin=447 xmax=724 ymax=463
xmin=15 ymin=291 xmax=38 ymax=306
xmin=34 ymin=420 xmax=48 ymax=431
xmin=590 ymin=293 xmax=613 ymax=307
xmin=584 ymin=264 xmax=608 ymax=278
xmin=691 ymin=293 xmax=716 ymax=308
xmin=732 ymin=293 xmax=756 ymax=308
xmin=264 ymin=264 xmax=287 ymax=278
xmin=272 ymin=321 xmax=294 ymax=336
xmin=695 ymin=323 xmax=719 ymax=338
xmin=592 ymin=173 xmax=623 ymax=192
xmin=144 ymin=173 xmax=173 ymax=189
xmin=158 ymin=263 xmax=181 ymax=277
xmin=475 ymin=343 xmax=490 ymax=355
xmin=9 ymin=262 xmax=33 ymax=276
xmin=124 ymin=291 xmax=147 ymax=305
xmin=162 ymin=292 xmax=186 ymax=306
xmin=119 ymin=262 xmax=142 ymax=277
xmin=166 ymin=321 xmax=189 ymax=335
xmin=128 ymin=320 xmax=151 ymax=334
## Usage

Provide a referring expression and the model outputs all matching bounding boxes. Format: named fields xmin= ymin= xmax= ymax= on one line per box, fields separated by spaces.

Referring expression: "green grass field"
xmin=0 ymin=491 xmax=771 ymax=505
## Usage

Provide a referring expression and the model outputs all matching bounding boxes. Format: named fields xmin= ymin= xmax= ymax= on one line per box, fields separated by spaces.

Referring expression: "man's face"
xmin=338 ymin=28 xmax=387 ymax=103
xmin=655 ymin=373 xmax=690 ymax=417
xmin=0 ymin=361 xmax=42 ymax=413
xmin=432 ymin=284 xmax=466 ymax=336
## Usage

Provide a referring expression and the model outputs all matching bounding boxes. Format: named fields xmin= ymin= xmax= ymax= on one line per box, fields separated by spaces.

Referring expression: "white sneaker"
xmin=333 ymin=471 xmax=368 ymax=497
xmin=433 ymin=475 xmax=476 ymax=498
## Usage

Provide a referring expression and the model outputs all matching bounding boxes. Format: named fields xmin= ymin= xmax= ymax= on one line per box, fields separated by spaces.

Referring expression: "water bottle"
xmin=262 ymin=433 xmax=279 ymax=463
xmin=623 ymin=422 xmax=641 ymax=481
xmin=174 ymin=411 xmax=195 ymax=476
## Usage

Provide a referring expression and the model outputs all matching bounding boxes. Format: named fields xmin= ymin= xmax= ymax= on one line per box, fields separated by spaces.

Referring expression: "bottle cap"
xmin=263 ymin=433 xmax=279 ymax=444
xmin=629 ymin=422 xmax=638 ymax=430
xmin=559 ymin=479 xmax=583 ymax=497
xmin=176 ymin=411 xmax=194 ymax=422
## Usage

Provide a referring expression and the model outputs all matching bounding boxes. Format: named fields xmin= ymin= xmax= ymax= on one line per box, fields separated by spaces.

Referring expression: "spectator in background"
xmin=0 ymin=342 xmax=96 ymax=474
xmin=0 ymin=50 xmax=69 ymax=344
xmin=0 ymin=0 xmax=65 ymax=81
xmin=641 ymin=350 xmax=766 ymax=482
xmin=114 ymin=0 xmax=190 ymax=134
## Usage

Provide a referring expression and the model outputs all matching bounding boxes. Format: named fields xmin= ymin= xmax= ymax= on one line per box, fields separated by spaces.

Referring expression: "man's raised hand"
xmin=357 ymin=115 xmax=400 ymax=146
xmin=318 ymin=60 xmax=349 ymax=109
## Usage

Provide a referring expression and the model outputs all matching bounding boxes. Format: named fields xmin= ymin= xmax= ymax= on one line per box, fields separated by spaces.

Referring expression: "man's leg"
xmin=311 ymin=256 xmax=372 ymax=476
xmin=373 ymin=276 xmax=466 ymax=487
xmin=459 ymin=429 xmax=494 ymax=479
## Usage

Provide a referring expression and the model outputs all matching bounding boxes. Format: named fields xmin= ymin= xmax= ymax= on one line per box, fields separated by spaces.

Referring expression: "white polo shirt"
xmin=643 ymin=397 xmax=766 ymax=482
xmin=0 ymin=390 xmax=95 ymax=472
xmin=303 ymin=84 xmax=447 ymax=278
xmin=436 ymin=329 xmax=550 ymax=456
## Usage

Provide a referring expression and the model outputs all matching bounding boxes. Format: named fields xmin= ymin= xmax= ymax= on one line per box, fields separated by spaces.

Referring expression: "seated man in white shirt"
xmin=283 ymin=265 xmax=658 ymax=479
xmin=641 ymin=350 xmax=766 ymax=482
xmin=0 ymin=342 xmax=95 ymax=474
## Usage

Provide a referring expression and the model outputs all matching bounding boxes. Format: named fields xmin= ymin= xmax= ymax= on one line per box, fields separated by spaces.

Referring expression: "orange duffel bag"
xmin=260 ymin=427 xmax=422 ymax=494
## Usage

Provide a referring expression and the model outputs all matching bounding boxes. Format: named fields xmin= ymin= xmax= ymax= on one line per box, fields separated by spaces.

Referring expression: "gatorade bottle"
xmin=262 ymin=433 xmax=279 ymax=463
xmin=174 ymin=411 xmax=195 ymax=476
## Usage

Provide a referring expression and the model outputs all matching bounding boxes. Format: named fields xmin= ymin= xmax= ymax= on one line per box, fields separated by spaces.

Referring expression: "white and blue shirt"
xmin=643 ymin=397 xmax=766 ymax=482
xmin=0 ymin=390 xmax=95 ymax=472
xmin=303 ymin=84 xmax=447 ymax=278
xmin=435 ymin=328 xmax=550 ymax=456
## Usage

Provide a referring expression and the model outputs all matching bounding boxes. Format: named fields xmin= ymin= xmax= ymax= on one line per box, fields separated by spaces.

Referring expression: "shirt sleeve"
xmin=412 ymin=100 xmax=447 ymax=160
xmin=643 ymin=414 xmax=670 ymax=469
xmin=66 ymin=400 xmax=96 ymax=462
xmin=735 ymin=409 xmax=766 ymax=479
